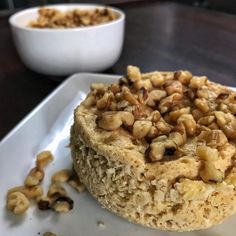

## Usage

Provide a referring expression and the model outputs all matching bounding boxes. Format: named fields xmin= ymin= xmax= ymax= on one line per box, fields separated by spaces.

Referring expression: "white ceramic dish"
xmin=0 ymin=73 xmax=235 ymax=236
xmin=9 ymin=4 xmax=125 ymax=76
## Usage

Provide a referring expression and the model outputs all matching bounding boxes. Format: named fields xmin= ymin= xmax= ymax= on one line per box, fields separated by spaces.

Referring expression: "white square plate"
xmin=0 ymin=73 xmax=235 ymax=236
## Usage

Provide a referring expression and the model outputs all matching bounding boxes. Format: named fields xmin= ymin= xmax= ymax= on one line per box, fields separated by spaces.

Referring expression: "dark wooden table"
xmin=1 ymin=2 xmax=236 ymax=140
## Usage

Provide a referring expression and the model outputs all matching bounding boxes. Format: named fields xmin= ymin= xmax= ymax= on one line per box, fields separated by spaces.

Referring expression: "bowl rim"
xmin=9 ymin=3 xmax=125 ymax=32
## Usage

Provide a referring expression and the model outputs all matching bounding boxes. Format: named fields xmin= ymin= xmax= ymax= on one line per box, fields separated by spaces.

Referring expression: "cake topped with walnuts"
xmin=70 ymin=66 xmax=236 ymax=231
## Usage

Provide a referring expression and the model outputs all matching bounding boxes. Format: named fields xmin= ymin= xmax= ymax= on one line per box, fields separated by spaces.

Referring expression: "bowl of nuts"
xmin=9 ymin=4 xmax=125 ymax=76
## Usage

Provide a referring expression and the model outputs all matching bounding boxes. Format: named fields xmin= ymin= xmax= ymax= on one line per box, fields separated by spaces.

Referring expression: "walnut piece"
xmin=96 ymin=92 xmax=114 ymax=110
xmin=174 ymin=70 xmax=192 ymax=84
xmin=7 ymin=192 xmax=30 ymax=215
xmin=122 ymin=87 xmax=139 ymax=105
xmin=134 ymin=78 xmax=153 ymax=91
xmin=196 ymin=146 xmax=218 ymax=162
xmin=47 ymin=183 xmax=67 ymax=199
xmin=68 ymin=178 xmax=85 ymax=193
xmin=189 ymin=76 xmax=207 ymax=89
xmin=200 ymin=161 xmax=224 ymax=183
xmin=127 ymin=65 xmax=141 ymax=82
xmin=97 ymin=111 xmax=134 ymax=130
xmin=30 ymin=7 xmax=119 ymax=29
xmin=194 ymin=98 xmax=209 ymax=113
xmin=177 ymin=114 xmax=196 ymax=136
xmin=149 ymin=136 xmax=176 ymax=162
xmin=51 ymin=196 xmax=74 ymax=213
xmin=7 ymin=185 xmax=43 ymax=200
xmin=24 ymin=167 xmax=44 ymax=187
xmin=36 ymin=150 xmax=54 ymax=170
xmin=158 ymin=93 xmax=182 ymax=114
xmin=51 ymin=169 xmax=72 ymax=183
xmin=150 ymin=73 xmax=164 ymax=87
xmin=146 ymin=90 xmax=167 ymax=107
xmin=165 ymin=80 xmax=183 ymax=95
xmin=133 ymin=120 xmax=152 ymax=139
xmin=169 ymin=107 xmax=190 ymax=122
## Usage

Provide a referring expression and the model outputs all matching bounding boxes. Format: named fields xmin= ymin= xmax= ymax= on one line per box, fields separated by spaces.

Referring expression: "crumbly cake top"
xmin=77 ymin=66 xmax=236 ymax=184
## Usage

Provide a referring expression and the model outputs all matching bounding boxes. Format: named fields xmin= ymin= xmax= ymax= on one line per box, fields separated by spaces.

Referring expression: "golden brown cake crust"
xmin=70 ymin=66 xmax=236 ymax=231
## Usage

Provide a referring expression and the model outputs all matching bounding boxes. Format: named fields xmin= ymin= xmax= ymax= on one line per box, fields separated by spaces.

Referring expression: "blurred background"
xmin=1 ymin=0 xmax=236 ymax=14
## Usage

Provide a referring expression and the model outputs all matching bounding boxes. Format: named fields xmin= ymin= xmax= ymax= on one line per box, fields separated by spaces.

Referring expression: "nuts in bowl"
xmin=9 ymin=4 xmax=125 ymax=76
xmin=29 ymin=7 xmax=119 ymax=28
xmin=70 ymin=66 xmax=236 ymax=231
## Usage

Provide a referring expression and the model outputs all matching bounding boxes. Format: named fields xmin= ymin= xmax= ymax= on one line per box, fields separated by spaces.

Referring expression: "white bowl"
xmin=9 ymin=4 xmax=125 ymax=76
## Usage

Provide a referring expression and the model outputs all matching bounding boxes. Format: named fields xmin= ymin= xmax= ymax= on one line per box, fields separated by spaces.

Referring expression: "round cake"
xmin=70 ymin=66 xmax=236 ymax=231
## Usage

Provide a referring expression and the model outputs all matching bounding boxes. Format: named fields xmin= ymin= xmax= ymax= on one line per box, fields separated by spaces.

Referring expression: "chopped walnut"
xmin=51 ymin=196 xmax=74 ymax=213
xmin=82 ymin=94 xmax=96 ymax=107
xmin=208 ymin=130 xmax=228 ymax=147
xmin=194 ymin=98 xmax=209 ymax=113
xmin=196 ymin=146 xmax=218 ymax=162
xmin=225 ymin=168 xmax=236 ymax=186
xmin=36 ymin=151 xmax=54 ymax=170
xmin=189 ymin=76 xmax=207 ymax=89
xmin=192 ymin=108 xmax=204 ymax=121
xmin=149 ymin=136 xmax=176 ymax=161
xmin=7 ymin=192 xmax=30 ymax=215
xmin=109 ymin=83 xmax=120 ymax=94
xmin=68 ymin=178 xmax=85 ymax=193
xmin=156 ymin=119 xmax=173 ymax=135
xmin=158 ymin=93 xmax=182 ymax=114
xmin=116 ymin=100 xmax=129 ymax=110
xmin=149 ymin=140 xmax=165 ymax=162
xmin=127 ymin=65 xmax=141 ymax=82
xmin=37 ymin=196 xmax=52 ymax=210
xmin=122 ymin=87 xmax=139 ymax=105
xmin=91 ymin=83 xmax=107 ymax=91
xmin=174 ymin=70 xmax=192 ymax=84
xmin=29 ymin=7 xmax=119 ymax=29
xmin=151 ymin=110 xmax=161 ymax=123
xmin=169 ymin=107 xmax=190 ymax=122
xmin=24 ymin=167 xmax=44 ymax=187
xmin=164 ymin=80 xmax=183 ymax=95
xmin=197 ymin=115 xmax=215 ymax=126
xmin=97 ymin=111 xmax=134 ymax=130
xmin=217 ymin=92 xmax=229 ymax=100
xmin=51 ymin=169 xmax=72 ymax=183
xmin=215 ymin=111 xmax=236 ymax=139
xmin=200 ymin=161 xmax=224 ymax=183
xmin=8 ymin=185 xmax=43 ymax=200
xmin=229 ymin=104 xmax=236 ymax=114
xmin=147 ymin=126 xmax=159 ymax=139
xmin=196 ymin=88 xmax=209 ymax=99
xmin=133 ymin=120 xmax=152 ymax=139
xmin=96 ymin=92 xmax=114 ymax=110
xmin=150 ymin=73 xmax=164 ymax=87
xmin=207 ymin=122 xmax=219 ymax=130
xmin=137 ymin=87 xmax=148 ymax=104
xmin=169 ymin=131 xmax=186 ymax=146
xmin=134 ymin=78 xmax=153 ymax=91
xmin=47 ymin=183 xmax=67 ymax=199
xmin=197 ymin=130 xmax=228 ymax=148
xmin=146 ymin=90 xmax=167 ymax=107
xmin=177 ymin=114 xmax=196 ymax=136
